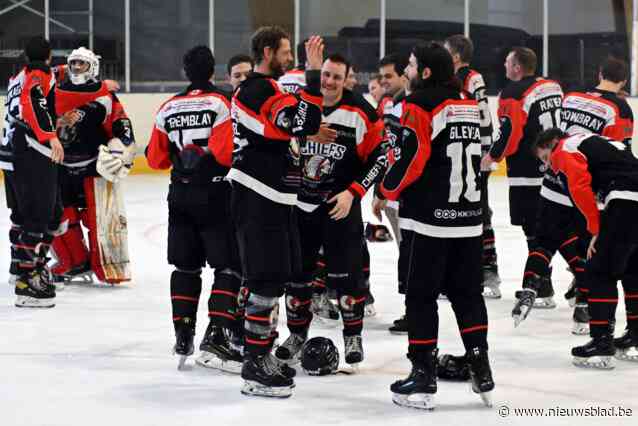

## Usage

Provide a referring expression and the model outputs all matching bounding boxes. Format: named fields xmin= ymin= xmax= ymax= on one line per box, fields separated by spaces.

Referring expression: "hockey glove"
xmin=56 ymin=110 xmax=82 ymax=146
xmin=97 ymin=138 xmax=135 ymax=182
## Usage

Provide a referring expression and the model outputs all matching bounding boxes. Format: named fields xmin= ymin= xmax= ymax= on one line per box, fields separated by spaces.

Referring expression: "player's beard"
xmin=270 ymin=57 xmax=288 ymax=79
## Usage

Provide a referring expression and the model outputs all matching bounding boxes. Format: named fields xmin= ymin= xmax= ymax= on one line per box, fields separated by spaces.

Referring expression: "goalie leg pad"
xmin=83 ymin=176 xmax=131 ymax=283
xmin=51 ymin=207 xmax=89 ymax=275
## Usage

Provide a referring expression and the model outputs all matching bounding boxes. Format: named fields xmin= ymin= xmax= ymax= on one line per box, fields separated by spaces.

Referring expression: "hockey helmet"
xmin=301 ymin=336 xmax=339 ymax=376
xmin=67 ymin=47 xmax=100 ymax=85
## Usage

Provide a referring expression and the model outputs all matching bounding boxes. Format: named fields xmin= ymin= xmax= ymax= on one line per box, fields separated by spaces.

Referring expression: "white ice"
xmin=1 ymin=175 xmax=636 ymax=426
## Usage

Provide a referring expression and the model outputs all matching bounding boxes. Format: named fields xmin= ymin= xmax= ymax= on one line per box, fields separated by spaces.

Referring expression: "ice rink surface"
xmin=1 ymin=175 xmax=636 ymax=426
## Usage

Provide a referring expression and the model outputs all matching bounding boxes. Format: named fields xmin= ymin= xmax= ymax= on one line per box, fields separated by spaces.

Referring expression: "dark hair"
xmin=510 ymin=46 xmax=537 ymax=74
xmin=297 ymin=39 xmax=308 ymax=68
xmin=411 ymin=41 xmax=461 ymax=91
xmin=227 ymin=54 xmax=254 ymax=76
xmin=369 ymin=73 xmax=381 ymax=83
xmin=533 ymin=128 xmax=567 ymax=152
xmin=325 ymin=53 xmax=350 ymax=77
xmin=378 ymin=54 xmax=408 ymax=76
xmin=600 ymin=56 xmax=628 ymax=83
xmin=24 ymin=36 xmax=51 ymax=62
xmin=251 ymin=26 xmax=290 ymax=64
xmin=445 ymin=34 xmax=474 ymax=63
xmin=183 ymin=45 xmax=215 ymax=83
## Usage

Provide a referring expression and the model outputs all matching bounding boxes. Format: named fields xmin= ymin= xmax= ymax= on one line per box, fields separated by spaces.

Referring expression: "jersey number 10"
xmin=446 ymin=142 xmax=482 ymax=203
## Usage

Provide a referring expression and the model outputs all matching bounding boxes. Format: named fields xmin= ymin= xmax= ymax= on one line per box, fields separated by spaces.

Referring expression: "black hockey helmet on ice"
xmin=301 ymin=337 xmax=339 ymax=376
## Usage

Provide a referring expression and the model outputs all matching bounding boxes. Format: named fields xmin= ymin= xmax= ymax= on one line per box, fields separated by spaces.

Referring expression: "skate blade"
xmin=572 ymin=355 xmax=615 ymax=369
xmin=196 ymin=352 xmax=242 ymax=374
xmin=615 ymin=347 xmax=638 ymax=362
xmin=176 ymin=354 xmax=190 ymax=370
xmin=364 ymin=305 xmax=377 ymax=317
xmin=241 ymin=380 xmax=293 ymax=398
xmin=470 ymin=382 xmax=494 ymax=407
xmin=392 ymin=392 xmax=435 ymax=410
xmin=343 ymin=363 xmax=361 ymax=374
xmin=389 ymin=329 xmax=409 ymax=335
xmin=15 ymin=295 xmax=55 ymax=308
xmin=63 ymin=273 xmax=95 ymax=285
xmin=482 ymin=287 xmax=502 ymax=299
xmin=571 ymin=322 xmax=589 ymax=336
xmin=533 ymin=297 xmax=557 ymax=309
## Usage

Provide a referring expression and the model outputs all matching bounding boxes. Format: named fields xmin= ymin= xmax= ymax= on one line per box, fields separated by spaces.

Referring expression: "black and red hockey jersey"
xmin=297 ymin=89 xmax=384 ymax=211
xmin=561 ymin=88 xmax=633 ymax=146
xmin=489 ymin=76 xmax=563 ymax=186
xmin=278 ymin=69 xmax=306 ymax=94
xmin=146 ymin=82 xmax=232 ymax=186
xmin=381 ymin=85 xmax=483 ymax=238
xmin=229 ymin=71 xmax=323 ymax=205
xmin=457 ymin=66 xmax=494 ymax=161
xmin=541 ymin=88 xmax=634 ymax=208
xmin=1 ymin=63 xmax=57 ymax=171
xmin=549 ymin=133 xmax=638 ymax=235
xmin=55 ymin=78 xmax=134 ymax=171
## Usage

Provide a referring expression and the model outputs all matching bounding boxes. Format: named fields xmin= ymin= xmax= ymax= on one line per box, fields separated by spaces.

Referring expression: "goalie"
xmin=51 ymin=47 xmax=135 ymax=285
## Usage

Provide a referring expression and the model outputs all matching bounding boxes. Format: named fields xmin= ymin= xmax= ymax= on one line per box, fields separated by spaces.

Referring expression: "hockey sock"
xmin=312 ymin=257 xmax=327 ymax=296
xmin=482 ymin=224 xmax=497 ymax=268
xmin=523 ymin=247 xmax=554 ymax=283
xmin=558 ymin=234 xmax=586 ymax=280
xmin=9 ymin=224 xmax=23 ymax=276
xmin=15 ymin=229 xmax=51 ymax=274
xmin=51 ymin=208 xmax=89 ymax=275
xmin=334 ymin=275 xmax=365 ymax=336
xmin=170 ymin=269 xmax=202 ymax=325
xmin=587 ymin=273 xmax=618 ymax=338
xmin=285 ymin=280 xmax=313 ymax=334
xmin=244 ymin=292 xmax=279 ymax=357
xmin=448 ymin=292 xmax=489 ymax=352
xmin=621 ymin=275 xmax=638 ymax=332
xmin=208 ymin=268 xmax=242 ymax=329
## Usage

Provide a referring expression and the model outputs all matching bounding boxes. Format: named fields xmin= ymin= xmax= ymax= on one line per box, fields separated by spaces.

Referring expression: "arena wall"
xmin=2 ymin=94 xmax=638 ymax=177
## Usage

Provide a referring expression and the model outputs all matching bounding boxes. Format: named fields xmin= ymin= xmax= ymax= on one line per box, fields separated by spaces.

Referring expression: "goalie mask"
xmin=67 ymin=47 xmax=100 ymax=85
xmin=301 ymin=337 xmax=339 ymax=376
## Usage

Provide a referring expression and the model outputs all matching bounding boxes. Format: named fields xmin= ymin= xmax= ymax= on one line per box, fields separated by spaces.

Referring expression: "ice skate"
xmin=311 ymin=292 xmax=340 ymax=321
xmin=364 ymin=290 xmax=376 ymax=317
xmin=533 ymin=275 xmax=556 ymax=309
xmin=614 ymin=329 xmax=638 ymax=362
xmin=173 ymin=318 xmax=195 ymax=370
xmin=572 ymin=335 xmax=615 ymax=369
xmin=344 ymin=334 xmax=364 ymax=369
xmin=437 ymin=353 xmax=470 ymax=381
xmin=196 ymin=323 xmax=242 ymax=374
xmin=14 ymin=271 xmax=56 ymax=308
xmin=482 ymin=264 xmax=501 ymax=299
xmin=389 ymin=314 xmax=408 ymax=335
xmin=467 ymin=347 xmax=494 ymax=407
xmin=512 ymin=288 xmax=537 ymax=327
xmin=274 ymin=332 xmax=306 ymax=365
xmin=241 ymin=353 xmax=294 ymax=398
xmin=391 ymin=350 xmax=437 ymax=410
xmin=571 ymin=305 xmax=590 ymax=336
xmin=55 ymin=262 xmax=95 ymax=285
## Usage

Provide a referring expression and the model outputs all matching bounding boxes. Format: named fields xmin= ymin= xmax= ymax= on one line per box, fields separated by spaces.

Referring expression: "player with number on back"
xmin=481 ymin=47 xmax=563 ymax=308
xmin=381 ymin=42 xmax=493 ymax=410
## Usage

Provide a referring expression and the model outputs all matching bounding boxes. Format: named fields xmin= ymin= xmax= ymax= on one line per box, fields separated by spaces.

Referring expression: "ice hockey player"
xmin=381 ymin=42 xmax=494 ymax=410
xmin=481 ymin=47 xmax=563 ymax=308
xmin=229 ymin=27 xmax=324 ymax=398
xmin=370 ymin=53 xmax=410 ymax=334
xmin=50 ymin=47 xmax=135 ymax=287
xmin=227 ymin=54 xmax=254 ymax=92
xmin=275 ymin=53 xmax=384 ymax=369
xmin=2 ymin=36 xmax=63 ymax=308
xmin=445 ymin=34 xmax=501 ymax=298
xmin=533 ymin=129 xmax=638 ymax=368
xmin=511 ymin=56 xmax=635 ymax=336
xmin=146 ymin=45 xmax=242 ymax=372
xmin=367 ymin=74 xmax=384 ymax=106
xmin=344 ymin=64 xmax=358 ymax=90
